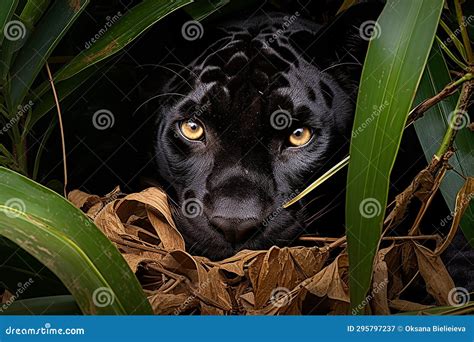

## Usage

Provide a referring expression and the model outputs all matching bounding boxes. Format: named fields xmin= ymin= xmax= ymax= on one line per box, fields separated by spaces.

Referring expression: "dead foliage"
xmin=68 ymin=175 xmax=473 ymax=315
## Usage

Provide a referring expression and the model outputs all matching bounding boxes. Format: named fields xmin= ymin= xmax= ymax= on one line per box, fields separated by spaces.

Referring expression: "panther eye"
xmin=288 ymin=127 xmax=312 ymax=147
xmin=179 ymin=120 xmax=204 ymax=141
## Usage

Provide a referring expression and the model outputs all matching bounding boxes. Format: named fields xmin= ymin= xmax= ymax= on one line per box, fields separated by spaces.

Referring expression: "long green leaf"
xmin=0 ymin=0 xmax=18 ymax=48
xmin=184 ymin=0 xmax=230 ymax=21
xmin=414 ymin=43 xmax=474 ymax=245
xmin=8 ymin=0 xmax=89 ymax=111
xmin=0 ymin=237 xmax=68 ymax=299
xmin=54 ymin=0 xmax=193 ymax=83
xmin=18 ymin=0 xmax=51 ymax=28
xmin=0 ymin=0 xmax=51 ymax=81
xmin=26 ymin=0 xmax=194 ymax=134
xmin=25 ymin=0 xmax=194 ymax=133
xmin=346 ymin=0 xmax=443 ymax=312
xmin=0 ymin=295 xmax=81 ymax=315
xmin=0 ymin=167 xmax=152 ymax=315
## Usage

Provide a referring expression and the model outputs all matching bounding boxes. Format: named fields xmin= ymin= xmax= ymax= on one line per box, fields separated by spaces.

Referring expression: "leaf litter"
xmin=68 ymin=176 xmax=473 ymax=315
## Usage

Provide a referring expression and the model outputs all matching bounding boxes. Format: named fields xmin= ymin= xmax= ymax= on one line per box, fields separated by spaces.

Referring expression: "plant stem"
xmin=436 ymin=36 xmax=469 ymax=71
xmin=454 ymin=0 xmax=473 ymax=63
xmin=406 ymin=72 xmax=473 ymax=126
xmin=439 ymin=19 xmax=467 ymax=61
xmin=435 ymin=78 xmax=473 ymax=157
xmin=46 ymin=63 xmax=68 ymax=197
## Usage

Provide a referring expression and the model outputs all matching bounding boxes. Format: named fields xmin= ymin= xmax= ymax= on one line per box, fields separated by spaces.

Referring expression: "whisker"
xmin=146 ymin=63 xmax=196 ymax=91
xmin=320 ymin=62 xmax=362 ymax=73
xmin=304 ymin=196 xmax=340 ymax=225
xmin=165 ymin=62 xmax=208 ymax=100
xmin=299 ymin=193 xmax=326 ymax=211
xmin=133 ymin=92 xmax=186 ymax=116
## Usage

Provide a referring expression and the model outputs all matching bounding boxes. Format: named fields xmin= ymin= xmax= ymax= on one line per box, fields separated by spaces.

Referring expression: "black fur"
xmin=152 ymin=5 xmax=382 ymax=260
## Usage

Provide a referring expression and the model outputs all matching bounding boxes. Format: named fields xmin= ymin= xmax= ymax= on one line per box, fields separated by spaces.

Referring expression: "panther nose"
xmin=210 ymin=216 xmax=259 ymax=244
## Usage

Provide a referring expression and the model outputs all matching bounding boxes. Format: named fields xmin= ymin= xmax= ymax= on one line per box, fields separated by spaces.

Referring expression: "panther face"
xmin=153 ymin=6 xmax=379 ymax=260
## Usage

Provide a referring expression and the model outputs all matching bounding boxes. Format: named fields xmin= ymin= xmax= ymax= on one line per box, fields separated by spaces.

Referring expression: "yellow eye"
xmin=288 ymin=127 xmax=312 ymax=147
xmin=179 ymin=120 xmax=204 ymax=141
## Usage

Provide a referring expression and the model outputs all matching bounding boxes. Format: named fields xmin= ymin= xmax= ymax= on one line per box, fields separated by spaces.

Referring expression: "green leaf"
xmin=0 ymin=0 xmax=18 ymax=48
xmin=184 ymin=0 xmax=230 ymax=21
xmin=19 ymin=0 xmax=51 ymax=28
xmin=414 ymin=43 xmax=474 ymax=245
xmin=0 ymin=167 xmax=152 ymax=315
xmin=54 ymin=0 xmax=193 ymax=83
xmin=0 ymin=237 xmax=68 ymax=299
xmin=0 ymin=295 xmax=81 ymax=315
xmin=0 ymin=0 xmax=19 ymax=82
xmin=439 ymin=19 xmax=467 ymax=62
xmin=346 ymin=0 xmax=443 ymax=312
xmin=0 ymin=0 xmax=52 ymax=81
xmin=8 ymin=0 xmax=89 ymax=111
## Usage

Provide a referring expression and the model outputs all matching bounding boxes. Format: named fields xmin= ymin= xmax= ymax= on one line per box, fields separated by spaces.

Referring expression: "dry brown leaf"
xmin=413 ymin=242 xmax=455 ymax=305
xmin=94 ymin=200 xmax=127 ymax=240
xmin=149 ymin=292 xmax=193 ymax=315
xmin=122 ymin=254 xmax=153 ymax=273
xmin=304 ymin=254 xmax=349 ymax=303
xmin=68 ymin=189 xmax=102 ymax=218
xmin=147 ymin=208 xmax=185 ymax=250
xmin=123 ymin=188 xmax=176 ymax=228
xmin=384 ymin=169 xmax=435 ymax=226
xmin=371 ymin=245 xmax=392 ymax=315
xmin=384 ymin=244 xmax=404 ymax=299
xmin=254 ymin=247 xmax=286 ymax=308
xmin=69 ymin=185 xmax=462 ymax=315
xmin=435 ymin=177 xmax=474 ymax=255
xmin=401 ymin=242 xmax=418 ymax=279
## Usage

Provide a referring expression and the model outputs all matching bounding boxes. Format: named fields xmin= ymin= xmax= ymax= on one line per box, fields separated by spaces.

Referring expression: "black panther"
xmin=48 ymin=1 xmax=471 ymax=293
xmin=147 ymin=5 xmax=473 ymax=296
xmin=152 ymin=5 xmax=384 ymax=260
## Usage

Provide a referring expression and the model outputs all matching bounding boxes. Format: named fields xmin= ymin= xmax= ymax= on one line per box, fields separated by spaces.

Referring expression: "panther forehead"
xmin=190 ymin=15 xmax=314 ymax=86
xmin=166 ymin=14 xmax=337 ymax=114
